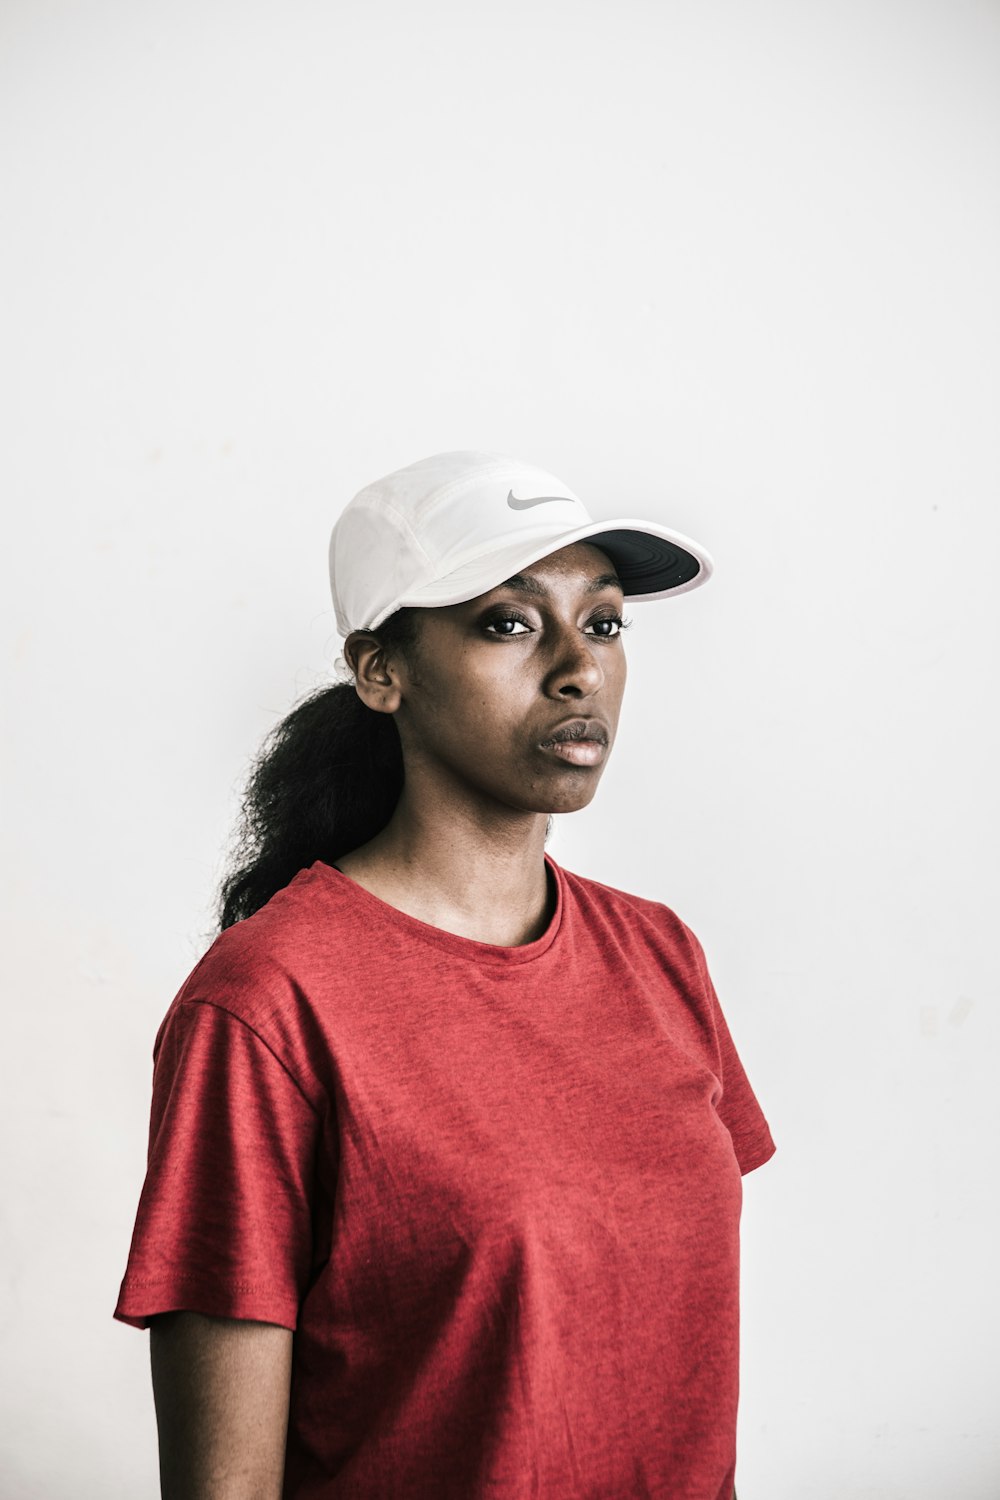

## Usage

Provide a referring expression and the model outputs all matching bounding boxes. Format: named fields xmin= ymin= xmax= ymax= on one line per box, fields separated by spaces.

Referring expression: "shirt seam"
xmin=178 ymin=998 xmax=324 ymax=1119
xmin=121 ymin=1271 xmax=292 ymax=1293
xmin=310 ymin=855 xmax=565 ymax=966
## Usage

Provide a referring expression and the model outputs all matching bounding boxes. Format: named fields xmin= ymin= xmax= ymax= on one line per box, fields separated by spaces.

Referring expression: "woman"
xmin=114 ymin=450 xmax=775 ymax=1500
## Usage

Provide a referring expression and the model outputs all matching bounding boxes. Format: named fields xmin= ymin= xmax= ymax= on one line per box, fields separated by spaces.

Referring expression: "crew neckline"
xmin=309 ymin=852 xmax=564 ymax=966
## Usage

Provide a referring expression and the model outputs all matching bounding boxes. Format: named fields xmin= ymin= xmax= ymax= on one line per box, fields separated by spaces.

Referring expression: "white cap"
xmin=329 ymin=449 xmax=714 ymax=637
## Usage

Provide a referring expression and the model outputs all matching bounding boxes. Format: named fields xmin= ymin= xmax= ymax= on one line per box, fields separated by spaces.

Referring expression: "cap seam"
xmin=360 ymin=493 xmax=433 ymax=567
xmin=406 ymin=521 xmax=573 ymax=582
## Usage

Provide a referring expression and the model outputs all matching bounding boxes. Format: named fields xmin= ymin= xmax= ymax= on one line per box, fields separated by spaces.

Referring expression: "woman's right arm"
xmin=149 ymin=1311 xmax=294 ymax=1500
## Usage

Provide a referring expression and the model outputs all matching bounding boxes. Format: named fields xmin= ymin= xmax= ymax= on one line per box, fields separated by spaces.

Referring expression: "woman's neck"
xmin=334 ymin=799 xmax=553 ymax=947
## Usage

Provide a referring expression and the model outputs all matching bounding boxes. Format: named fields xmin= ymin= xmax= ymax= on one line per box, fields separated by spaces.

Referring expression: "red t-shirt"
xmin=114 ymin=854 xmax=775 ymax=1499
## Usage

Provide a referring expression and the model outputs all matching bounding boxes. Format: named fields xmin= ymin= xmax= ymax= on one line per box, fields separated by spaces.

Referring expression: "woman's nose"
xmin=544 ymin=629 xmax=605 ymax=698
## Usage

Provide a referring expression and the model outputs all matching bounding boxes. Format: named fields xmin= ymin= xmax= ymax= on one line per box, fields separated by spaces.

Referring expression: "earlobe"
xmin=343 ymin=628 xmax=407 ymax=715
xmin=357 ymin=676 xmax=402 ymax=715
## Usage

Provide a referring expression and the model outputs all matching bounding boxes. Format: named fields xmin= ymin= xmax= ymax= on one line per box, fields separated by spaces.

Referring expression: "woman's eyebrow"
xmin=496 ymin=571 xmax=624 ymax=597
xmin=584 ymin=572 xmax=624 ymax=595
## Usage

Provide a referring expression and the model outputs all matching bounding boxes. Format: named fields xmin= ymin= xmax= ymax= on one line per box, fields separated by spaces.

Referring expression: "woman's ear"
xmin=344 ymin=630 xmax=403 ymax=715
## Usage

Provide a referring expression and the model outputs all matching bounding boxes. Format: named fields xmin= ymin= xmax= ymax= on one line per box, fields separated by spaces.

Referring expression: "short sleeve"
xmin=684 ymin=928 xmax=777 ymax=1176
xmin=113 ymin=998 xmax=320 ymax=1331
xmin=709 ymin=979 xmax=777 ymax=1174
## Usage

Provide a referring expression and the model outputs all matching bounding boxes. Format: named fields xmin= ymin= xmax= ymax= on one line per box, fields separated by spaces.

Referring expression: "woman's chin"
xmin=539 ymin=780 xmax=606 ymax=816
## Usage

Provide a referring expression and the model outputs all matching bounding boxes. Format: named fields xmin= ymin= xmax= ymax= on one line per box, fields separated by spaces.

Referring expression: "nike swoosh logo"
xmin=507 ymin=491 xmax=576 ymax=511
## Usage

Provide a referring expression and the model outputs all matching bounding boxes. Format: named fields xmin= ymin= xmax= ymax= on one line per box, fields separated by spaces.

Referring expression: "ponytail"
xmin=214 ymin=608 xmax=419 ymax=932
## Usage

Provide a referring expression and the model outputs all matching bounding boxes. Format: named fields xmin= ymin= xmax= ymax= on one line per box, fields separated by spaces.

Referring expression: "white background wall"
xmin=2 ymin=1 xmax=998 ymax=1495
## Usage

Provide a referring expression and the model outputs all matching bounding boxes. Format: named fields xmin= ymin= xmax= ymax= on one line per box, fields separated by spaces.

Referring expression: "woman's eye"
xmin=484 ymin=615 xmax=531 ymax=636
xmin=586 ymin=615 xmax=625 ymax=638
xmin=482 ymin=612 xmax=628 ymax=638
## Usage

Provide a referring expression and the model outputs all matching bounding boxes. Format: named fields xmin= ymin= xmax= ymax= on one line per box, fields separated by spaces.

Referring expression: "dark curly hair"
xmin=214 ymin=607 xmax=420 ymax=931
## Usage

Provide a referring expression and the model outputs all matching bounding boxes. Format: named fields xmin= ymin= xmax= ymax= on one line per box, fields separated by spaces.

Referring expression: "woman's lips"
xmin=541 ymin=739 xmax=607 ymax=766
xmin=539 ymin=717 xmax=610 ymax=767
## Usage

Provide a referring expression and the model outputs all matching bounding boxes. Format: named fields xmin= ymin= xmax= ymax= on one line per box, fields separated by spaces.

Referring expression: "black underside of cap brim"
xmin=588 ymin=528 xmax=702 ymax=595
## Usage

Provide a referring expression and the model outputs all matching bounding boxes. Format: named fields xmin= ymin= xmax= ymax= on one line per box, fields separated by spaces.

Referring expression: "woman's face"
xmin=350 ymin=540 xmax=629 ymax=817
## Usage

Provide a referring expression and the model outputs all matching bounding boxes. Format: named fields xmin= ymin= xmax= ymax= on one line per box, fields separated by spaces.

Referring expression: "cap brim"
xmin=377 ymin=518 xmax=713 ymax=626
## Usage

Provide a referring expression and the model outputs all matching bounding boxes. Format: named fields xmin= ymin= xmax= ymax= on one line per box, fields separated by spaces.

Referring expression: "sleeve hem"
xmin=113 ymin=1275 xmax=301 ymax=1332
xmin=736 ymin=1132 xmax=777 ymax=1176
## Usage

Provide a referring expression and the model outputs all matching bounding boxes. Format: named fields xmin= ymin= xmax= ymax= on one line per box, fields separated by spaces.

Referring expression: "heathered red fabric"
xmin=114 ymin=854 xmax=775 ymax=1499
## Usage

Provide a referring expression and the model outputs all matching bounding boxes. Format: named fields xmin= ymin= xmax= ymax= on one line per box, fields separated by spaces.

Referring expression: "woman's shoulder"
xmin=171 ymin=863 xmax=346 ymax=1023
xmin=146 ymin=866 xmax=347 ymax=1104
xmin=556 ymin=861 xmax=716 ymax=1009
xmin=557 ymin=859 xmax=695 ymax=938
